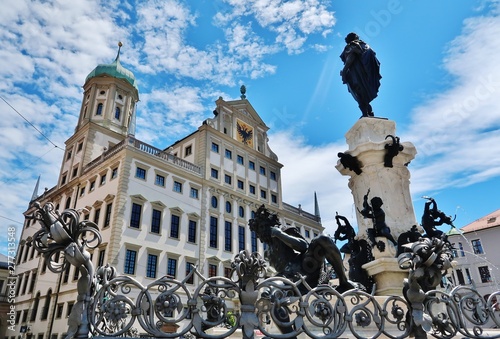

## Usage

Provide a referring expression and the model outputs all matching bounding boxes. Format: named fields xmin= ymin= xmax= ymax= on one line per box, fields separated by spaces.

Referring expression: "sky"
xmin=1 ymin=0 xmax=500 ymax=255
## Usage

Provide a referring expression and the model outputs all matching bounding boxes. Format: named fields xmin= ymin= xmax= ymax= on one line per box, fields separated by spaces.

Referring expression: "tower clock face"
xmin=236 ymin=119 xmax=253 ymax=147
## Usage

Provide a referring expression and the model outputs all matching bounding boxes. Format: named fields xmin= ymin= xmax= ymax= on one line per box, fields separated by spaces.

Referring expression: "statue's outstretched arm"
xmin=271 ymin=227 xmax=308 ymax=253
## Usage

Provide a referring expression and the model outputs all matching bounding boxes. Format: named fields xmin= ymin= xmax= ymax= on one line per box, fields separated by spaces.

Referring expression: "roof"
xmin=85 ymin=44 xmax=138 ymax=91
xmin=460 ymin=208 xmax=500 ymax=234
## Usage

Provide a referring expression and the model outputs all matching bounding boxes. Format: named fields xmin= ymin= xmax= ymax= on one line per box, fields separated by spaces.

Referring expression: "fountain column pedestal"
xmin=336 ymin=118 xmax=417 ymax=296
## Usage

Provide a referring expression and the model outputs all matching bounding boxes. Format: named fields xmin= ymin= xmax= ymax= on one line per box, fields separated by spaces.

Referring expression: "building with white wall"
xmin=12 ymin=48 xmax=323 ymax=339
xmin=448 ymin=209 xmax=500 ymax=300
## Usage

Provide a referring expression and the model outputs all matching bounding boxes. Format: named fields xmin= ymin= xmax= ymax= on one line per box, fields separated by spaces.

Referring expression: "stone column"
xmin=336 ymin=118 xmax=417 ymax=295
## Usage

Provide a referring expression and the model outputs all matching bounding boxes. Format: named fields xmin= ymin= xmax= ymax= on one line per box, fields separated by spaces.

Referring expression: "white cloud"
xmin=403 ymin=11 xmax=500 ymax=196
xmin=268 ymin=130 xmax=355 ymax=235
xmin=216 ymin=0 xmax=335 ymax=54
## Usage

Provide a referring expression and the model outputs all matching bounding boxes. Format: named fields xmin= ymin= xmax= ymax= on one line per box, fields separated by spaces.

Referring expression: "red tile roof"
xmin=460 ymin=209 xmax=500 ymax=234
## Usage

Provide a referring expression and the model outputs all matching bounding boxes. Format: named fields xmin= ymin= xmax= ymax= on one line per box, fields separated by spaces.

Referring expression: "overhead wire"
xmin=0 ymin=95 xmax=63 ymax=149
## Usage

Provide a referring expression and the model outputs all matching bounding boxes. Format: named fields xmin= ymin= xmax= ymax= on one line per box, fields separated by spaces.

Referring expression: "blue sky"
xmin=1 ymin=0 xmax=500 ymax=255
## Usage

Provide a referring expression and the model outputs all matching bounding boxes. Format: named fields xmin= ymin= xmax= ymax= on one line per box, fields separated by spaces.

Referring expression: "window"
xmin=31 ymin=293 xmax=41 ymax=321
xmin=224 ymin=174 xmax=232 ymax=185
xmin=96 ymin=103 xmax=103 ymax=115
xmin=155 ymin=174 xmax=165 ymax=187
xmin=104 ymin=203 xmax=112 ymax=227
xmin=225 ymin=149 xmax=232 ymax=159
xmin=111 ymin=167 xmax=118 ymax=179
xmin=67 ymin=302 xmax=74 ymax=317
xmin=28 ymin=272 xmax=36 ymax=293
xmin=251 ymin=231 xmax=258 ymax=252
xmin=100 ymin=174 xmax=106 ymax=185
xmin=225 ymin=201 xmax=232 ymax=214
xmin=167 ymin=258 xmax=177 ymax=278
xmin=239 ymin=206 xmax=245 ymax=218
xmin=80 ymin=186 xmax=85 ymax=197
xmin=305 ymin=230 xmax=310 ymax=238
xmin=465 ymin=268 xmax=472 ymax=284
xmin=61 ymin=174 xmax=67 ymax=185
xmin=249 ymin=161 xmax=255 ymax=170
xmin=89 ymin=180 xmax=95 ymax=192
xmin=185 ymin=145 xmax=192 ymax=157
xmin=249 ymin=185 xmax=256 ymax=195
xmin=237 ymin=180 xmax=244 ymax=190
xmin=456 ymin=269 xmax=465 ymax=284
xmin=72 ymin=167 xmax=78 ymax=178
xmin=77 ymin=142 xmax=83 ymax=152
xmin=98 ymin=249 xmax=106 ymax=266
xmin=208 ymin=264 xmax=217 ymax=277
xmin=135 ymin=167 xmax=146 ymax=180
xmin=237 ymin=155 xmax=244 ymax=165
xmin=186 ymin=262 xmax=195 ymax=284
xmin=93 ymin=208 xmax=101 ymax=226
xmin=224 ymin=267 xmax=232 ymax=279
xmin=271 ymin=194 xmax=277 ymax=204
xmin=211 ymin=142 xmax=219 ymax=153
xmin=56 ymin=303 xmax=64 ymax=318
xmin=471 ymin=239 xmax=484 ymax=254
xmin=458 ymin=242 xmax=465 ymax=257
xmin=130 ymin=203 xmax=142 ymax=228
xmin=66 ymin=150 xmax=72 ymax=160
xmin=170 ymin=215 xmax=180 ymax=239
xmin=260 ymin=189 xmax=267 ymax=199
xmin=65 ymin=197 xmax=71 ymax=209
xmin=239 ymin=226 xmax=245 ymax=251
xmin=211 ymin=196 xmax=218 ymax=209
xmin=479 ymin=266 xmax=492 ymax=283
xmin=40 ymin=290 xmax=52 ymax=320
xmin=225 ymin=221 xmax=232 ymax=252
xmin=211 ymin=168 xmax=219 ymax=179
xmin=188 ymin=220 xmax=197 ymax=243
xmin=21 ymin=272 xmax=29 ymax=295
xmin=190 ymin=187 xmax=199 ymax=199
xmin=260 ymin=166 xmax=266 ymax=175
xmin=124 ymin=249 xmax=137 ymax=275
xmin=115 ymin=107 xmax=121 ymax=120
xmin=210 ymin=216 xmax=218 ymax=248
xmin=270 ymin=171 xmax=277 ymax=180
xmin=15 ymin=274 xmax=23 ymax=296
xmin=62 ymin=265 xmax=70 ymax=283
xmin=173 ymin=181 xmax=182 ymax=193
xmin=151 ymin=209 xmax=161 ymax=234
xmin=146 ymin=254 xmax=158 ymax=278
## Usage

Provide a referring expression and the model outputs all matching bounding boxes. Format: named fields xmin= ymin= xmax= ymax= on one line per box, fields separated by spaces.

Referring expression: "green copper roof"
xmin=85 ymin=44 xmax=138 ymax=91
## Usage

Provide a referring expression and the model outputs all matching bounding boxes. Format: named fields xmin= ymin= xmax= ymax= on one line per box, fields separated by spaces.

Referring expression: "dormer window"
xmin=96 ymin=103 xmax=103 ymax=116
xmin=115 ymin=107 xmax=121 ymax=120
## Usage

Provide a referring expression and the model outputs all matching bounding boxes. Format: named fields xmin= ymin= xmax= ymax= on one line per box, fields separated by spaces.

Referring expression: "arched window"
xmin=239 ymin=206 xmax=245 ymax=218
xmin=225 ymin=201 xmax=232 ymax=214
xmin=211 ymin=196 xmax=218 ymax=209
xmin=41 ymin=289 xmax=52 ymax=320
xmin=31 ymin=292 xmax=40 ymax=321
xmin=115 ymin=107 xmax=121 ymax=120
xmin=96 ymin=103 xmax=103 ymax=116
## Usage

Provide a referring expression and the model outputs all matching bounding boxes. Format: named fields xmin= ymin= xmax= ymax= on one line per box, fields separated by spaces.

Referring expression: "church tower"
xmin=57 ymin=43 xmax=139 ymax=190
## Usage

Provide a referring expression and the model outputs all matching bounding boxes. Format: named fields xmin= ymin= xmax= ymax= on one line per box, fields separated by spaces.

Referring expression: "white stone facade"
xmin=12 ymin=58 xmax=323 ymax=339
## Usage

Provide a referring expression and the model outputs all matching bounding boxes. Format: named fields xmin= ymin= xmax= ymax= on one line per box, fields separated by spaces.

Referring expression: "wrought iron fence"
xmin=28 ymin=202 xmax=500 ymax=339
